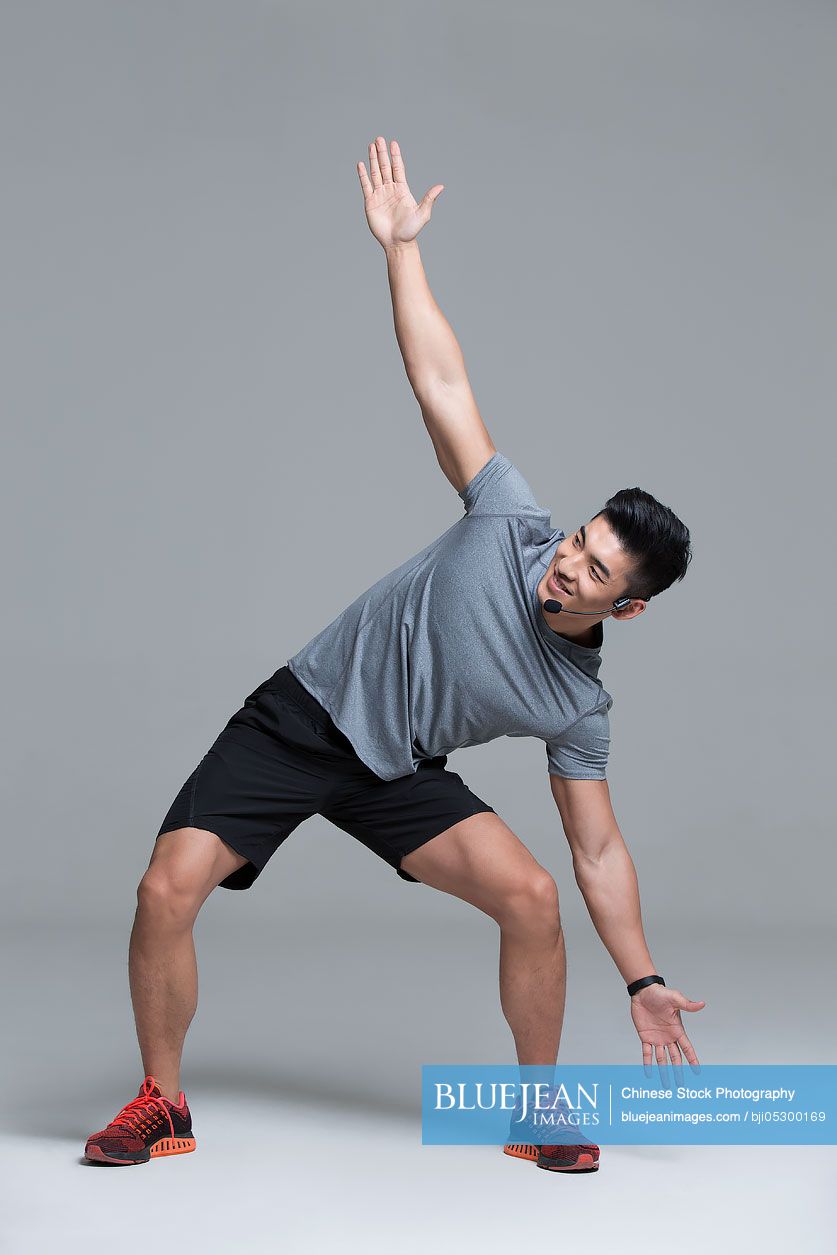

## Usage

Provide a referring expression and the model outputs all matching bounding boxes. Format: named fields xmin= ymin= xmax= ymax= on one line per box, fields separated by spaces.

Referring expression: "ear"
xmin=611 ymin=599 xmax=646 ymax=622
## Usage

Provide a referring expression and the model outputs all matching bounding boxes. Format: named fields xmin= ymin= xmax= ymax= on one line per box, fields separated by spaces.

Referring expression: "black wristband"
xmin=627 ymin=974 xmax=666 ymax=997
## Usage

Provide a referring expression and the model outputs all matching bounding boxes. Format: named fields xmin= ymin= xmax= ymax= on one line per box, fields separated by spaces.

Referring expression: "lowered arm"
xmin=549 ymin=774 xmax=661 ymax=986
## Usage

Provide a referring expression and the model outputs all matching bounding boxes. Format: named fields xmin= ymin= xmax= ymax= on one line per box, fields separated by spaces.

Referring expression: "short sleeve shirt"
xmin=287 ymin=452 xmax=614 ymax=781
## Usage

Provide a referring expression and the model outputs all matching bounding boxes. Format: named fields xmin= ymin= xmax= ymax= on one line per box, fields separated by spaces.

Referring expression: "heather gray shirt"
xmin=287 ymin=451 xmax=614 ymax=782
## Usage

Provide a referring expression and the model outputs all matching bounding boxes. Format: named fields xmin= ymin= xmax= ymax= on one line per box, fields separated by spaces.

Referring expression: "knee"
xmin=497 ymin=869 xmax=562 ymax=937
xmin=136 ymin=867 xmax=202 ymax=926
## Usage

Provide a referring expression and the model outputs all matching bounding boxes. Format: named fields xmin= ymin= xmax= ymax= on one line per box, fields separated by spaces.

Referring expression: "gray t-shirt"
xmin=287 ymin=451 xmax=614 ymax=782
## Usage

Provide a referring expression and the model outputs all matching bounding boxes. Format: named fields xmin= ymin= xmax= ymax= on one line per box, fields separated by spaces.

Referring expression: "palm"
xmin=366 ymin=182 xmax=422 ymax=245
xmin=632 ymin=993 xmax=684 ymax=1044
xmin=630 ymin=984 xmax=705 ymax=1073
xmin=357 ymin=136 xmax=444 ymax=248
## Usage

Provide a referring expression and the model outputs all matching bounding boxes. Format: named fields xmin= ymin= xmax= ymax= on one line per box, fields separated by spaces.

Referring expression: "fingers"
xmin=375 ymin=135 xmax=393 ymax=183
xmin=419 ymin=185 xmax=444 ymax=216
xmin=654 ymin=1043 xmax=671 ymax=1087
xmin=675 ymin=989 xmax=706 ymax=1011
xmin=357 ymin=159 xmax=372 ymax=199
xmin=643 ymin=1038 xmax=691 ymax=1085
xmin=369 ymin=136 xmax=394 ymax=189
xmin=676 ymin=1031 xmax=702 ymax=1072
xmin=358 ymin=138 xmax=406 ymax=200
xmin=390 ymin=138 xmax=407 ymax=183
xmin=368 ymin=139 xmax=382 ymax=189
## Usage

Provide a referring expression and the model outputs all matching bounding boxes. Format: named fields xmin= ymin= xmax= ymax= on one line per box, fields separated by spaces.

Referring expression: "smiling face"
xmin=537 ymin=515 xmax=646 ymax=626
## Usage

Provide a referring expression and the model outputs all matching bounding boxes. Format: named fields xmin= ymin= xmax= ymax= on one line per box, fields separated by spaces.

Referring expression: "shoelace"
xmin=101 ymin=1091 xmax=175 ymax=1138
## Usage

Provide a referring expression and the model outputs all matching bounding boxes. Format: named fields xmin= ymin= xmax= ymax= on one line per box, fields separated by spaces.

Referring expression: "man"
xmin=84 ymin=136 xmax=705 ymax=1174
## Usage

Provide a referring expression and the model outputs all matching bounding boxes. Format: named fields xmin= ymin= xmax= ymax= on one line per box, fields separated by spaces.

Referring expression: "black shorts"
xmin=156 ymin=665 xmax=496 ymax=891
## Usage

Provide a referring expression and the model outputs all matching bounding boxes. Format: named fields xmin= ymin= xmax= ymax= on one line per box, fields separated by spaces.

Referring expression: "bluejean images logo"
xmin=421 ymin=1065 xmax=837 ymax=1146
xmin=435 ymin=1080 xmax=600 ymax=1137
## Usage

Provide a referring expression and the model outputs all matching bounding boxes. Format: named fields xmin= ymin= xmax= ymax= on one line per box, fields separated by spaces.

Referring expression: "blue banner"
xmin=421 ymin=1064 xmax=837 ymax=1144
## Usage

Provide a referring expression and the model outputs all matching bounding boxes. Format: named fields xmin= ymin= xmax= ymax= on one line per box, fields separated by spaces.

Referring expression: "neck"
xmin=541 ymin=602 xmax=604 ymax=647
xmin=547 ymin=615 xmax=602 ymax=647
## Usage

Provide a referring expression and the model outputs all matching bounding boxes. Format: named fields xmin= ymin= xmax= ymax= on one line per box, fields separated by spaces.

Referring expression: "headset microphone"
xmin=543 ymin=596 xmax=632 ymax=617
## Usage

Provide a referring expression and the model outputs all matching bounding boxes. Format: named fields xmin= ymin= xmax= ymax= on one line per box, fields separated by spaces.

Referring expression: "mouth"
xmin=549 ymin=571 xmax=571 ymax=597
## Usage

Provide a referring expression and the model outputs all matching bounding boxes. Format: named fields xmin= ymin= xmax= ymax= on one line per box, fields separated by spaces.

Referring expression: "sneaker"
xmin=503 ymin=1087 xmax=600 ymax=1173
xmin=84 ymin=1075 xmax=196 ymax=1165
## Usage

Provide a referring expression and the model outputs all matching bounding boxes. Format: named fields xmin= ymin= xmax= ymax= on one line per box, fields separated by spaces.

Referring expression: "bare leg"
xmin=130 ymin=826 xmax=249 ymax=1103
xmin=498 ymin=909 xmax=565 ymax=1090
xmin=399 ymin=812 xmax=565 ymax=1084
xmin=128 ymin=901 xmax=197 ymax=1103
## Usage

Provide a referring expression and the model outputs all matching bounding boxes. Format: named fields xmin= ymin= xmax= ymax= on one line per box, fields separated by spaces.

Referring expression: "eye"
xmin=574 ymin=532 xmax=601 ymax=582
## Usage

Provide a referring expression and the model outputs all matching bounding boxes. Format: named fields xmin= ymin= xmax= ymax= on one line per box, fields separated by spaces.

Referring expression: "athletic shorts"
xmin=155 ymin=665 xmax=496 ymax=891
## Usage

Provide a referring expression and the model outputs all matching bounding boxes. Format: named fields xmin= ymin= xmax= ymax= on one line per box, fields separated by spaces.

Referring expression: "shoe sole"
xmin=503 ymin=1142 xmax=599 ymax=1173
xmin=84 ymin=1136 xmax=196 ymax=1165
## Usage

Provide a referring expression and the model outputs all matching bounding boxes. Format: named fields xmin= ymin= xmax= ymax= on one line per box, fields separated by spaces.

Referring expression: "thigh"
xmin=398 ymin=809 xmax=549 ymax=920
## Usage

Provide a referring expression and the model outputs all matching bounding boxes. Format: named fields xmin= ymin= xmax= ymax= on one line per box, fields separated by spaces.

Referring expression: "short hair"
xmin=593 ymin=488 xmax=692 ymax=601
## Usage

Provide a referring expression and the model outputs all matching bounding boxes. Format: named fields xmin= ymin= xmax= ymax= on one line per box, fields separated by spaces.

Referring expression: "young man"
xmin=84 ymin=137 xmax=704 ymax=1173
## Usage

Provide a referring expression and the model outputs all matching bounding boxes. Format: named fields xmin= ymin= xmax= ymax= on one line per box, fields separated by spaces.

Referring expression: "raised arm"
xmin=357 ymin=136 xmax=495 ymax=492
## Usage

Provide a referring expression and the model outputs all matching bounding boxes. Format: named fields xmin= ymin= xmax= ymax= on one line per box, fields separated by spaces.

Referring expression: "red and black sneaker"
xmin=84 ymin=1075 xmax=196 ymax=1166
xmin=503 ymin=1088 xmax=600 ymax=1173
xmin=536 ymin=1138 xmax=600 ymax=1173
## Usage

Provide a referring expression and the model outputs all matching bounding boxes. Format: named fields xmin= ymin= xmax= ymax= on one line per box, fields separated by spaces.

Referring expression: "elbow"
xmin=571 ymin=832 xmax=624 ymax=883
xmin=572 ymin=854 xmax=602 ymax=888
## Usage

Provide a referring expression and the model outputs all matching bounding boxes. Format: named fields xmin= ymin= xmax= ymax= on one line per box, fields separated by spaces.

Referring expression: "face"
xmin=539 ymin=514 xmax=646 ymax=621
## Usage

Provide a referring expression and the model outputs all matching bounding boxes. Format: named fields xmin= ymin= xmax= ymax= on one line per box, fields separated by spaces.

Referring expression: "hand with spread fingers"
xmin=357 ymin=136 xmax=444 ymax=250
xmin=630 ymin=981 xmax=706 ymax=1079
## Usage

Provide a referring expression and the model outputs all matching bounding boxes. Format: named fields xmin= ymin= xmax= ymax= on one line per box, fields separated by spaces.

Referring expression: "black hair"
xmin=593 ymin=488 xmax=692 ymax=602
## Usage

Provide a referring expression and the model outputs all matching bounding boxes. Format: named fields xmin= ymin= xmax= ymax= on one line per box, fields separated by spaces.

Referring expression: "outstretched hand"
xmin=357 ymin=136 xmax=444 ymax=250
xmin=630 ymin=983 xmax=706 ymax=1082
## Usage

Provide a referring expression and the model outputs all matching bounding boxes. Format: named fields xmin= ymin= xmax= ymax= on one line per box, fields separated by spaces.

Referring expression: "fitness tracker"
xmin=627 ymin=974 xmax=666 ymax=997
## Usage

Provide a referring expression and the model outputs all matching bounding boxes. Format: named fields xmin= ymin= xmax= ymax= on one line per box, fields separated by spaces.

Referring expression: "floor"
xmin=3 ymin=919 xmax=835 ymax=1253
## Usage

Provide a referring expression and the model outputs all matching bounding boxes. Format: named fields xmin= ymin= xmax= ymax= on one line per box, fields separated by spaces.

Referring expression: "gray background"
xmin=3 ymin=1 xmax=835 ymax=1251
